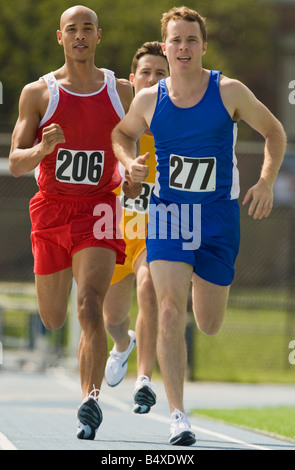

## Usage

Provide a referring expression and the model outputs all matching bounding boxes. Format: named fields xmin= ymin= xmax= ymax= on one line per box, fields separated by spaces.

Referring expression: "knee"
xmin=104 ymin=314 xmax=128 ymax=331
xmin=77 ymin=289 xmax=103 ymax=329
xmin=137 ymin=277 xmax=157 ymax=312
xmin=158 ymin=300 xmax=182 ymax=333
xmin=197 ymin=318 xmax=222 ymax=336
xmin=39 ymin=310 xmax=66 ymax=331
xmin=103 ymin=297 xmax=130 ymax=330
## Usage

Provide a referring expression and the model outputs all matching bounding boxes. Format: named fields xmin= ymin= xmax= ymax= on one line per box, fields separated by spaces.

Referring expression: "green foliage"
xmin=0 ymin=0 xmax=275 ymax=129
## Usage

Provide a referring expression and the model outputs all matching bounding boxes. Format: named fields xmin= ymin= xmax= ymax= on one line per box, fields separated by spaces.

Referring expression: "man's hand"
xmin=39 ymin=123 xmax=65 ymax=156
xmin=122 ymin=170 xmax=143 ymax=199
xmin=127 ymin=152 xmax=149 ymax=183
xmin=242 ymin=178 xmax=273 ymax=219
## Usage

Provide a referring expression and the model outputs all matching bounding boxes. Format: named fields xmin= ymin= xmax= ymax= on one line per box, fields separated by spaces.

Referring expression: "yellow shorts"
xmin=110 ymin=235 xmax=146 ymax=285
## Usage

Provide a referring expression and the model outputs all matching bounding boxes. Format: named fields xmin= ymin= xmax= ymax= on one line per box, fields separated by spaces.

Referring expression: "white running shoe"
xmin=169 ymin=409 xmax=196 ymax=446
xmin=133 ymin=375 xmax=156 ymax=414
xmin=105 ymin=330 xmax=136 ymax=387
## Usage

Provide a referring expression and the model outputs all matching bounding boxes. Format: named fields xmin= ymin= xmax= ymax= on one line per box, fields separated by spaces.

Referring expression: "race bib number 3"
xmin=56 ymin=149 xmax=104 ymax=185
xmin=169 ymin=154 xmax=216 ymax=192
xmin=121 ymin=182 xmax=155 ymax=214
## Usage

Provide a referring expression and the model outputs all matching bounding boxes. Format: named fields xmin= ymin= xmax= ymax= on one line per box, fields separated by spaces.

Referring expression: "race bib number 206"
xmin=56 ymin=149 xmax=104 ymax=185
xmin=169 ymin=154 xmax=216 ymax=192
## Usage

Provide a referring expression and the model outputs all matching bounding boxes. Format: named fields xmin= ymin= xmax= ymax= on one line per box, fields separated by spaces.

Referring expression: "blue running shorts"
xmin=146 ymin=193 xmax=240 ymax=286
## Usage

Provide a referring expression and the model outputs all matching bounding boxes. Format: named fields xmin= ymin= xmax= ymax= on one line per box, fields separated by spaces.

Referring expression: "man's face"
xmin=162 ymin=19 xmax=207 ymax=72
xmin=130 ymin=54 xmax=169 ymax=94
xmin=57 ymin=8 xmax=101 ymax=62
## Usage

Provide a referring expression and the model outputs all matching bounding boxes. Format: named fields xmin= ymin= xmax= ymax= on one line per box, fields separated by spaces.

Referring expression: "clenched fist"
xmin=40 ymin=123 xmax=65 ymax=156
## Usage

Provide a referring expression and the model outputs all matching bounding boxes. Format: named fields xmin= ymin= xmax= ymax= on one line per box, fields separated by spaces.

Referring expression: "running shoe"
xmin=133 ymin=375 xmax=156 ymax=414
xmin=105 ymin=330 xmax=136 ymax=387
xmin=169 ymin=409 xmax=196 ymax=446
xmin=76 ymin=388 xmax=102 ymax=440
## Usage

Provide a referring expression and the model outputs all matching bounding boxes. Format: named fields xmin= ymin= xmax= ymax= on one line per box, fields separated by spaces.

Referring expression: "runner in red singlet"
xmin=9 ymin=6 xmax=133 ymax=440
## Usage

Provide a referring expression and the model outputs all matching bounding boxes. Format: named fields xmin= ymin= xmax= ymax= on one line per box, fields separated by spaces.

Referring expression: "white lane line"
xmin=145 ymin=412 xmax=269 ymax=451
xmin=54 ymin=371 xmax=269 ymax=451
xmin=100 ymin=395 xmax=269 ymax=451
xmin=0 ymin=432 xmax=18 ymax=450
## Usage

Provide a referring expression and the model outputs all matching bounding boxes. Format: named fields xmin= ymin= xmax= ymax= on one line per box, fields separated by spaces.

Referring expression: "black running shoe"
xmin=77 ymin=396 xmax=103 ymax=440
xmin=133 ymin=375 xmax=156 ymax=414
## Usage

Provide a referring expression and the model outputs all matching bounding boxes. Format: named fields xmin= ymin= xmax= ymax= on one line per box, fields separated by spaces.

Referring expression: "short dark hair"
xmin=131 ymin=41 xmax=167 ymax=74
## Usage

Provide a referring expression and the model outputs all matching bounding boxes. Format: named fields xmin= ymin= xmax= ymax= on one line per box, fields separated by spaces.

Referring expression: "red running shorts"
xmin=29 ymin=191 xmax=126 ymax=275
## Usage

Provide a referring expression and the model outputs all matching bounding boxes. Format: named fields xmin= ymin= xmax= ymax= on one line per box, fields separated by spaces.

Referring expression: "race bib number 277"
xmin=169 ymin=154 xmax=216 ymax=192
xmin=56 ymin=149 xmax=104 ymax=185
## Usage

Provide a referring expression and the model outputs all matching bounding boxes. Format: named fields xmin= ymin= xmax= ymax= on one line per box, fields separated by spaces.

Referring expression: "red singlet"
xmin=30 ymin=69 xmax=126 ymax=274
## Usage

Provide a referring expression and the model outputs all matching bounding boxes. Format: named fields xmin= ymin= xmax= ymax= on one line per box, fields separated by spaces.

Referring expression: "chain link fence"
xmin=1 ymin=134 xmax=295 ymax=381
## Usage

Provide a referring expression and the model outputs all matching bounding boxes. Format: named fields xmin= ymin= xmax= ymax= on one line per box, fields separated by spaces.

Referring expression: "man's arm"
xmin=9 ymin=81 xmax=65 ymax=177
xmin=222 ymin=78 xmax=287 ymax=219
xmin=112 ymin=87 xmax=157 ymax=183
xmin=116 ymin=78 xmax=134 ymax=114
xmin=121 ymin=139 xmax=143 ymax=199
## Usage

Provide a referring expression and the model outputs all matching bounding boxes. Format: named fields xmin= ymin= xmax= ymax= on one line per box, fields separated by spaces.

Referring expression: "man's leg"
xmin=104 ymin=273 xmax=135 ymax=352
xmin=103 ymin=273 xmax=137 ymax=387
xmin=35 ymin=268 xmax=73 ymax=330
xmin=149 ymin=260 xmax=193 ymax=414
xmin=132 ymin=250 xmax=158 ymax=413
xmin=149 ymin=260 xmax=196 ymax=445
xmin=134 ymin=250 xmax=158 ymax=379
xmin=72 ymin=246 xmax=116 ymax=399
xmin=192 ymin=273 xmax=230 ymax=336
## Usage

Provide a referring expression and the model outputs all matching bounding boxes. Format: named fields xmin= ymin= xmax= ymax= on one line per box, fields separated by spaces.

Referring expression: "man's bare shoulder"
xmin=116 ymin=77 xmax=132 ymax=88
xmin=19 ymin=78 xmax=50 ymax=115
xmin=139 ymin=83 xmax=159 ymax=98
xmin=131 ymin=84 xmax=159 ymax=127
xmin=116 ymin=78 xmax=133 ymax=100
xmin=219 ymin=74 xmax=251 ymax=98
xmin=132 ymin=83 xmax=158 ymax=108
xmin=21 ymin=78 xmax=49 ymax=99
xmin=219 ymin=74 xmax=255 ymax=116
xmin=220 ymin=74 xmax=266 ymax=123
xmin=116 ymin=78 xmax=133 ymax=112
xmin=220 ymin=74 xmax=241 ymax=88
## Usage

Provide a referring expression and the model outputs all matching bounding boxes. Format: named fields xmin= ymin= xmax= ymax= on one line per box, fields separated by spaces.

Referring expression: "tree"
xmin=0 ymin=0 xmax=275 ymax=131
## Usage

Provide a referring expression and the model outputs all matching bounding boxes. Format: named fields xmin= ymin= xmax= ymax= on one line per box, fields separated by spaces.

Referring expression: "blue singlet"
xmin=146 ymin=71 xmax=240 ymax=286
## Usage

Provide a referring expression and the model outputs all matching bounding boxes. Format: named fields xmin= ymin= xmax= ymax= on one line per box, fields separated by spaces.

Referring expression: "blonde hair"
xmin=161 ymin=6 xmax=207 ymax=43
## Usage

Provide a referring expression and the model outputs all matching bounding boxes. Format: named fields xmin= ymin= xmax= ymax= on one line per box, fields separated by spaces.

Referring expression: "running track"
xmin=0 ymin=370 xmax=295 ymax=452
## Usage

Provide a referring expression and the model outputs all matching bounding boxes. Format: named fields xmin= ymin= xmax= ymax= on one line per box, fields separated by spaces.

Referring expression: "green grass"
xmin=121 ymin=287 xmax=295 ymax=383
xmin=192 ymin=306 xmax=295 ymax=383
xmin=1 ymin=282 xmax=295 ymax=383
xmin=193 ymin=406 xmax=295 ymax=442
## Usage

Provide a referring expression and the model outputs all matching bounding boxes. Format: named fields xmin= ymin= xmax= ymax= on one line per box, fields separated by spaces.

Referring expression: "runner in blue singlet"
xmin=147 ymin=69 xmax=240 ymax=286
xmin=111 ymin=7 xmax=286 ymax=447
